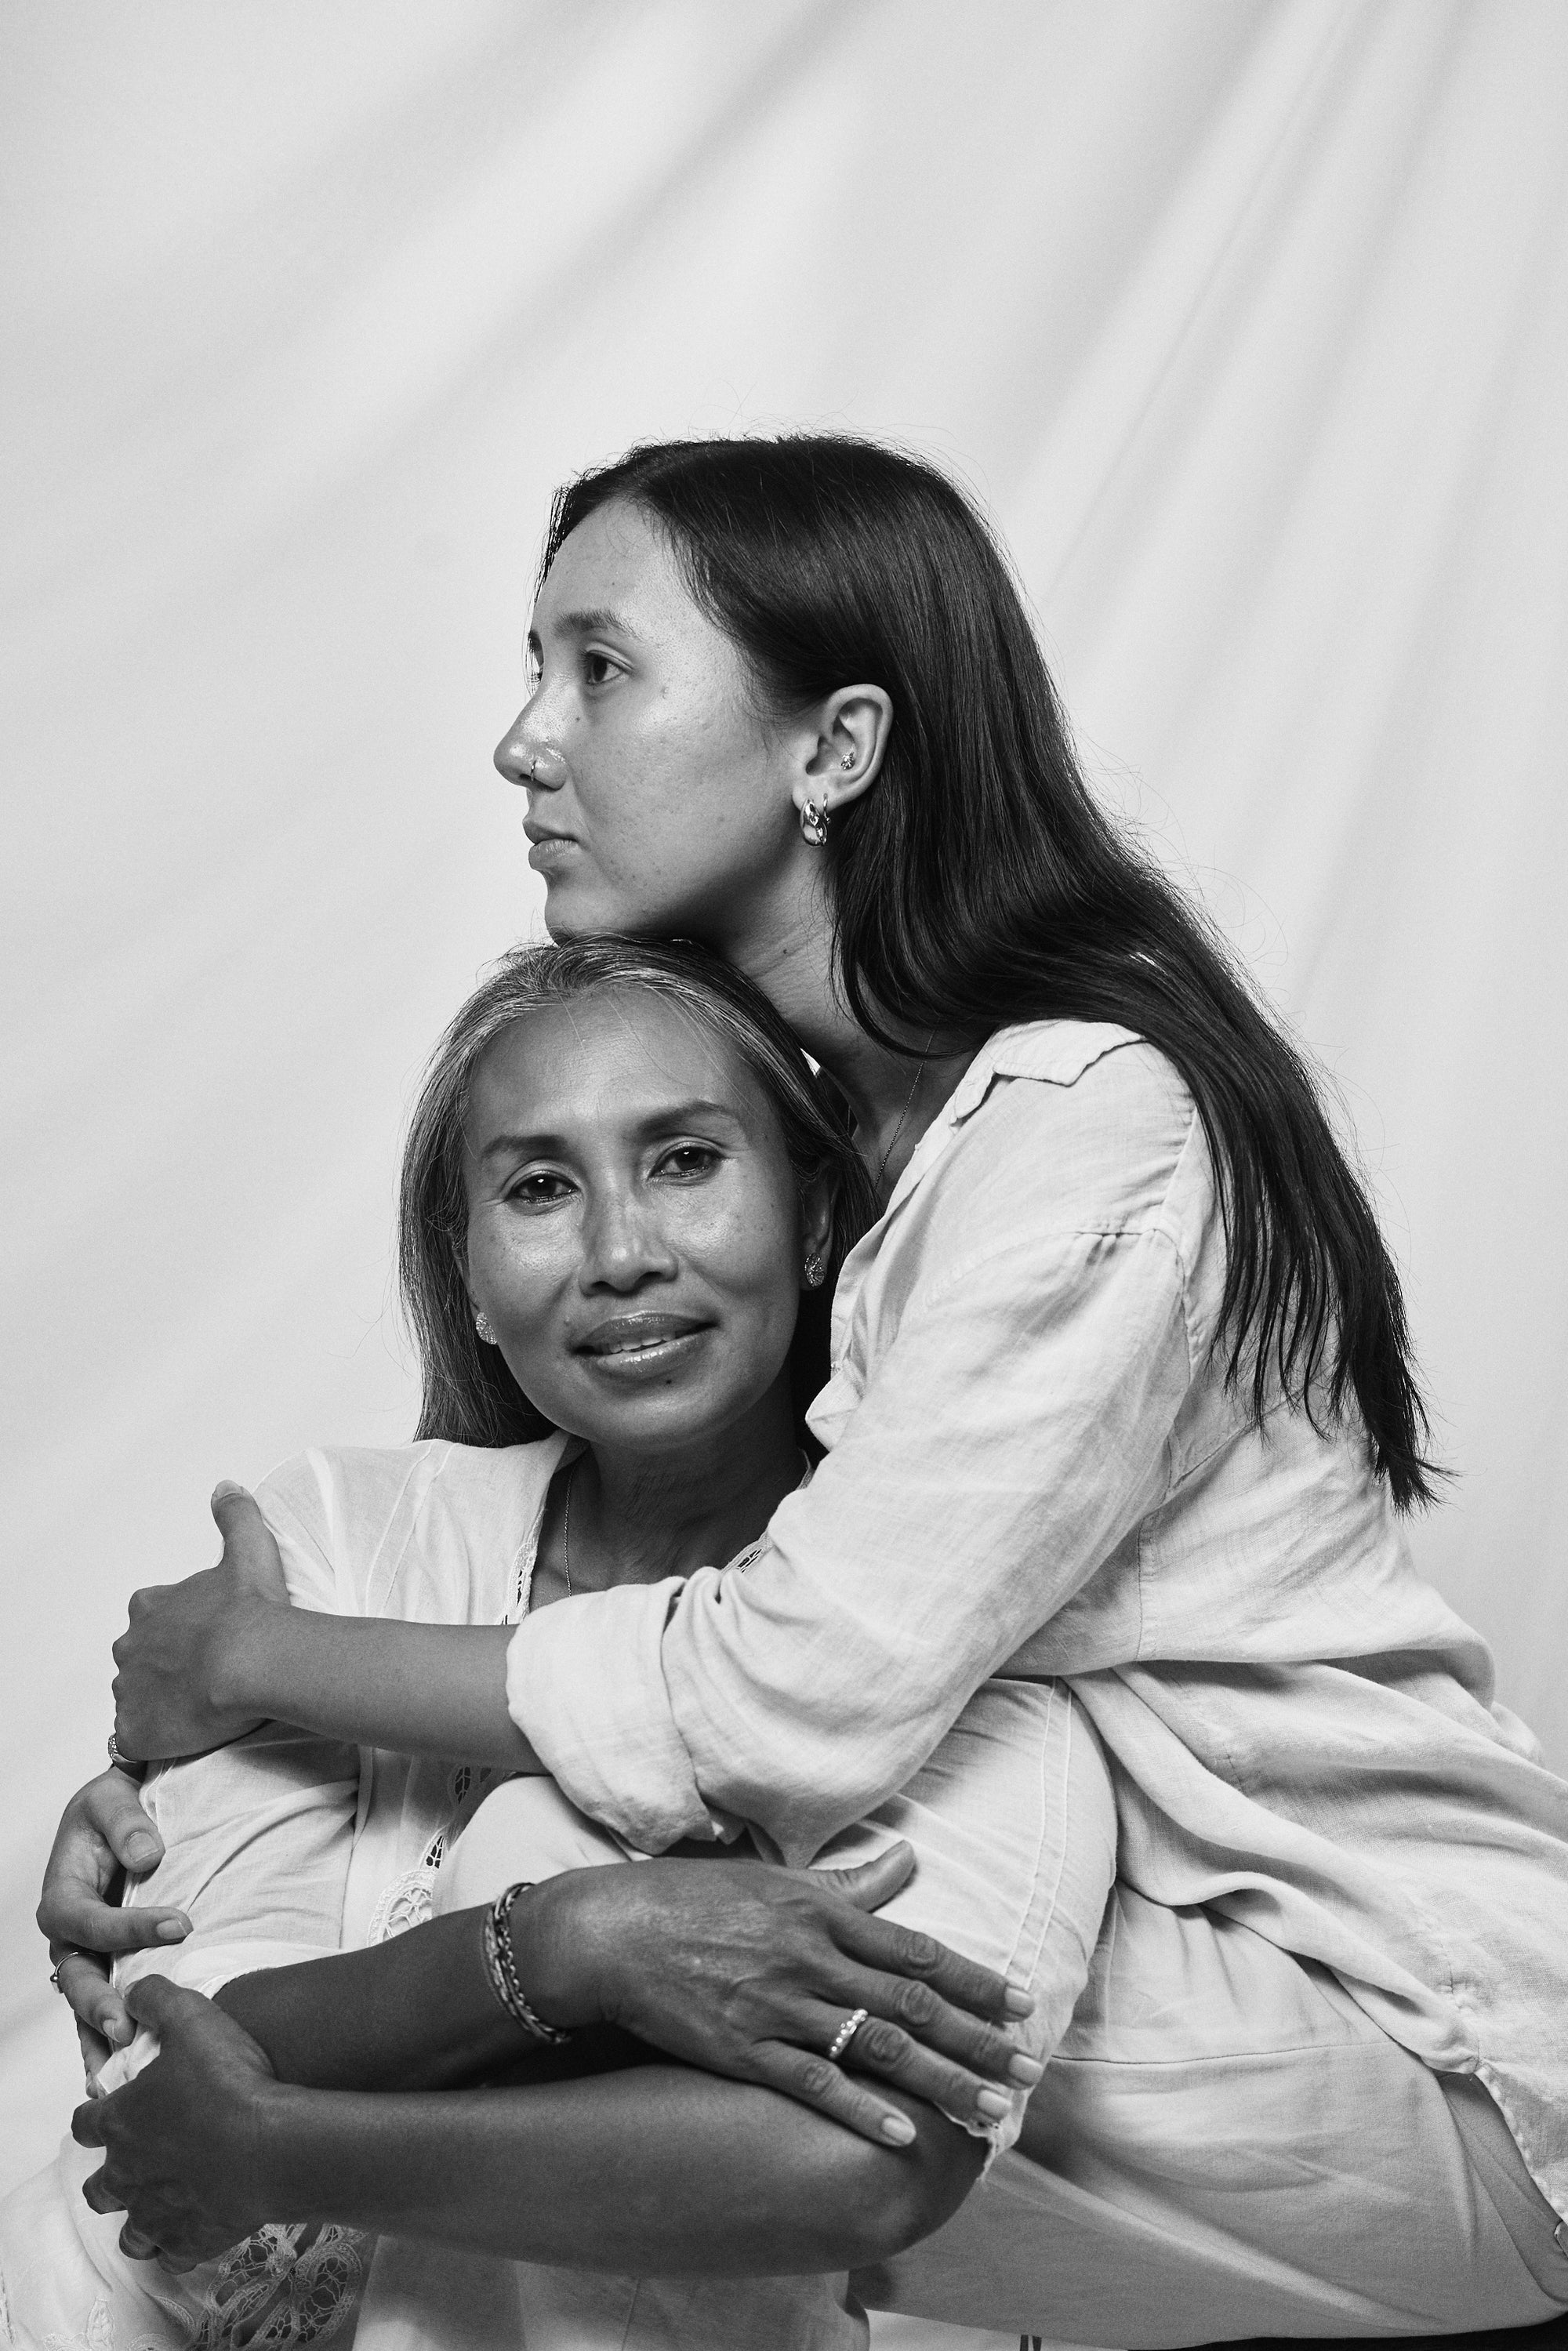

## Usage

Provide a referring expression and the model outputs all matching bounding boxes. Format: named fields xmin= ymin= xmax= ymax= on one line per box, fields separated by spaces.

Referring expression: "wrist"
xmin=248 ymin=2078 xmax=340 ymax=2223
xmin=505 ymin=1874 xmax=608 ymax=2034
xmin=212 ymin=1593 xmax=292 ymax=1718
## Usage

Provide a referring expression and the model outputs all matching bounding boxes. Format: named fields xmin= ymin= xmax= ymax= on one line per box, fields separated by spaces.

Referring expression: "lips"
xmin=575 ymin=1313 xmax=710 ymax=1359
xmin=525 ymin=826 xmax=578 ymax=873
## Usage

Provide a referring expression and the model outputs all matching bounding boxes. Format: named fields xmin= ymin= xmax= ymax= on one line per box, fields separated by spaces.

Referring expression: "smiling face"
xmin=462 ymin=987 xmax=827 ymax=1457
xmin=492 ymin=500 xmax=817 ymax=949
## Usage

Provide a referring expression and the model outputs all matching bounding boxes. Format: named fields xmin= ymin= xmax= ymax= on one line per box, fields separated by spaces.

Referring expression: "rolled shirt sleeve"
xmin=510 ymin=1045 xmax=1203 ymax=1863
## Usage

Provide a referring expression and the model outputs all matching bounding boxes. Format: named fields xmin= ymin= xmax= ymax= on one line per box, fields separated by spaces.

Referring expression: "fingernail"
xmin=1008 ymin=2053 xmax=1044 ymax=2086
xmin=879 ymin=2113 xmax=915 ymax=2145
xmin=128 ymin=1837 xmax=159 ymax=1867
xmin=156 ymin=1916 xmax=189 ymax=1942
xmin=975 ymin=2088 xmax=1012 ymax=2119
xmin=1002 ymin=1986 xmax=1036 ymax=2017
xmin=107 ymin=2018 xmax=132 ymax=2047
xmin=212 ymin=1478 xmax=245 ymax=1501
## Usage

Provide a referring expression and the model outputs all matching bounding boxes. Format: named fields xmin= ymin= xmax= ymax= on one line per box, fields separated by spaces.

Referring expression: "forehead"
xmin=532 ymin=500 xmax=711 ymax=644
xmin=463 ymin=989 xmax=775 ymax=1143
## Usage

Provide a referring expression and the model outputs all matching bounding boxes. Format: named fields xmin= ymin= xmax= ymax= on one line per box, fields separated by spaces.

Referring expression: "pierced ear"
xmin=800 ymin=1177 xmax=835 ymax=1283
xmin=791 ymin=685 xmax=893 ymax=829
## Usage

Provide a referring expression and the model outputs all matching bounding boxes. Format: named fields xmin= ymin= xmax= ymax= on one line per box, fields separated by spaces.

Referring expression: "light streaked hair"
xmin=397 ymin=935 xmax=874 ymax=1449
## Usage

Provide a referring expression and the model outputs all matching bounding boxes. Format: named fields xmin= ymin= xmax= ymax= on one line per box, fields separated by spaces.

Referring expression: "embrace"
xmin=13 ymin=437 xmax=1568 ymax=2349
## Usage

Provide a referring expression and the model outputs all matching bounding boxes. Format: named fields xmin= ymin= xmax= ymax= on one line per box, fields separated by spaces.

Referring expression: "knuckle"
xmin=892 ymin=1928 xmax=941 ymax=1974
xmin=794 ymin=2057 xmax=840 ymax=2102
xmin=855 ymin=2018 xmax=908 ymax=2068
xmin=893 ymin=1977 xmax=940 ymax=2028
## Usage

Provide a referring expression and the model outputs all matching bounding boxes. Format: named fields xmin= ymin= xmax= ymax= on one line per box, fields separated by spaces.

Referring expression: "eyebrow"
xmin=535 ymin=604 xmax=641 ymax=642
xmin=478 ymin=1099 xmax=749 ymax=1163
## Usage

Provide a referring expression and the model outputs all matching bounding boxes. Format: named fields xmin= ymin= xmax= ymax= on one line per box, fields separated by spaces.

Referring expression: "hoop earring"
xmin=800 ymin=798 xmax=829 ymax=847
xmin=474 ymin=1312 xmax=499 ymax=1345
xmin=803 ymin=1253 xmax=826 ymax=1290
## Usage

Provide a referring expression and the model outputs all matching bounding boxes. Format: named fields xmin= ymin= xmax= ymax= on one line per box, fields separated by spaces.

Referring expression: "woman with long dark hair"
xmin=61 ymin=437 xmax=1568 ymax=2339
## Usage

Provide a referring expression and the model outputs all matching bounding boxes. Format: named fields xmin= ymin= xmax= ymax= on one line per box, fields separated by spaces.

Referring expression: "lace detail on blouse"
xmin=366 ymin=1760 xmax=506 ymax=1943
xmin=194 ymin=2221 xmax=366 ymax=2346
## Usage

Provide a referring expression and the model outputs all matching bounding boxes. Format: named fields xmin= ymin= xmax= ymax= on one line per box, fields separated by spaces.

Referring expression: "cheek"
xmin=701 ymin=1194 xmax=802 ymax=1355
xmin=468 ymin=1217 xmax=561 ymax=1353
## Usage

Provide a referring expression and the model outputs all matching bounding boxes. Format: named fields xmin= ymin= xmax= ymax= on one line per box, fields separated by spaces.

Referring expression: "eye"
xmin=523 ymin=638 xmax=543 ymax=695
xmin=583 ymin=649 xmax=623 ymax=691
xmin=653 ymin=1143 xmax=722 ymax=1182
xmin=506 ymin=1170 xmax=575 ymax=1210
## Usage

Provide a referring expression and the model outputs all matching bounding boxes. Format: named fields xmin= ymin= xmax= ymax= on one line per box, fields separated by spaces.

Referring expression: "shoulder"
xmin=934 ymin=1022 xmax=1209 ymax=1243
xmin=255 ymin=1438 xmax=564 ymax=1618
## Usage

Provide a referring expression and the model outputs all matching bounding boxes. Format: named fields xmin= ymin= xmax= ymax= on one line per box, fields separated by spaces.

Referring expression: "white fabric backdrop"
xmin=4 ymin=0 xmax=1565 ymax=2241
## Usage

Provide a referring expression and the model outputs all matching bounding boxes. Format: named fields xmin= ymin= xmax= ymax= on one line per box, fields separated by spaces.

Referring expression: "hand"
xmin=71 ymin=1976 xmax=286 ymax=2268
xmin=519 ymin=1844 xmax=1040 ymax=2149
xmin=112 ymin=1484 xmax=290 ymax=1762
xmin=38 ymin=1769 xmax=189 ymax=2084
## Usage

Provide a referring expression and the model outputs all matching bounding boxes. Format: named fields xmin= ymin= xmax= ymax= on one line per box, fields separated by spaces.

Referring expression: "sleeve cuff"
xmin=506 ymin=1576 xmax=740 ymax=1852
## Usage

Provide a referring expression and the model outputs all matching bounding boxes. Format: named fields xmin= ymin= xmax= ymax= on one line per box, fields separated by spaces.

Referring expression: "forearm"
xmin=216 ymin=1912 xmax=532 ymax=2092
xmin=252 ymin=2066 xmax=980 ymax=2273
xmin=228 ymin=1610 xmax=539 ymax=1768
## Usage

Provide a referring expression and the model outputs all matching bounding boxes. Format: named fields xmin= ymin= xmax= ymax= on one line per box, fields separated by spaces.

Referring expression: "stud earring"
xmin=800 ymin=797 xmax=829 ymax=847
xmin=840 ymin=751 xmax=855 ymax=770
xmin=803 ymin=1252 xmax=826 ymax=1290
xmin=474 ymin=1312 xmax=499 ymax=1345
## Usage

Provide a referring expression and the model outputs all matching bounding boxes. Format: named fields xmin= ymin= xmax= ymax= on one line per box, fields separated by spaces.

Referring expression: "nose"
xmin=494 ymin=711 xmax=567 ymax=790
xmin=579 ymin=1185 xmax=677 ymax=1295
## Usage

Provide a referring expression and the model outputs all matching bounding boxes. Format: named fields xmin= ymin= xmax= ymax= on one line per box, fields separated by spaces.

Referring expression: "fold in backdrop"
xmin=3 ymin=0 xmax=1566 ymax=2229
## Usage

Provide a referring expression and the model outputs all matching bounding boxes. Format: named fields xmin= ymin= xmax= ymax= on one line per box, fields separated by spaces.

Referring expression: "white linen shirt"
xmin=509 ymin=1021 xmax=1568 ymax=2220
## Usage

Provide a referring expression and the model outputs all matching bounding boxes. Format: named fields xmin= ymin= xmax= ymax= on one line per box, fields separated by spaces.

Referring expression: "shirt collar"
xmin=880 ymin=1018 xmax=1142 ymax=1221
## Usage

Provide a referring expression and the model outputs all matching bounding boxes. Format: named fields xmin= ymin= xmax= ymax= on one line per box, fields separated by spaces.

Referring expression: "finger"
xmin=834 ymin=1906 xmax=1033 ymax=2022
xmin=71 ymin=2098 xmax=108 ymax=2150
xmin=74 ymin=2015 xmax=113 ymax=2085
xmin=51 ymin=1950 xmax=137 ymax=2052
xmin=81 ymin=2165 xmax=126 ymax=2216
xmin=211 ymin=1482 xmax=291 ymax=1604
xmin=846 ymin=1968 xmax=1043 ymax=2087
xmin=89 ymin=1773 xmax=165 ymax=1875
xmin=120 ymin=2221 xmax=160 ymax=2262
xmin=124 ymin=1972 xmax=205 ymax=2034
xmin=746 ymin=2039 xmax=920 ymax=2149
xmin=46 ymin=1899 xmax=191 ymax=1957
xmin=811 ymin=2001 xmax=1025 ymax=2129
xmin=814 ymin=1842 xmax=916 ymax=1912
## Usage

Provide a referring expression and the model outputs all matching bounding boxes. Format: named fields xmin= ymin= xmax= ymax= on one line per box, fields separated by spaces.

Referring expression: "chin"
xmin=541 ymin=865 xmax=724 ymax=947
xmin=541 ymin=875 xmax=637 ymax=941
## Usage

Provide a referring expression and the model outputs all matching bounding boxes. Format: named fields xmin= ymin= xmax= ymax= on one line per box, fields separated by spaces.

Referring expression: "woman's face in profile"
xmin=494 ymin=501 xmax=811 ymax=947
xmin=462 ymin=988 xmax=818 ymax=1455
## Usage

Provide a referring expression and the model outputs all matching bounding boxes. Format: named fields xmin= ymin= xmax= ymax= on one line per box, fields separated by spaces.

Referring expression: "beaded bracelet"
xmin=481 ymin=1879 xmax=575 ymax=2048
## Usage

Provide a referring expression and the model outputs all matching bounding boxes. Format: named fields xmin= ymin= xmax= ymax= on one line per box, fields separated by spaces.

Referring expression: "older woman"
xmin=54 ymin=437 xmax=1568 ymax=2342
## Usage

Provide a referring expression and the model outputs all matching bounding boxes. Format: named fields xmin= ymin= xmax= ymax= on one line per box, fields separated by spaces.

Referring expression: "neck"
xmin=720 ymin=862 xmax=978 ymax=1203
xmin=572 ymin=1378 xmax=804 ymax=1590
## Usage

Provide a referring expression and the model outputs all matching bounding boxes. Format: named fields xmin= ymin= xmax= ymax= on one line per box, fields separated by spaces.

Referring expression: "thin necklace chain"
xmin=871 ymin=1030 xmax=937 ymax=1198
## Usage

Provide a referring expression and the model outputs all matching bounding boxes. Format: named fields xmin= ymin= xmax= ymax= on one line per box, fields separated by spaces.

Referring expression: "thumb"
xmin=811 ymin=1838 xmax=916 ymax=1911
xmin=210 ymin=1483 xmax=289 ymax=1605
xmin=122 ymin=1972 xmax=198 ymax=2034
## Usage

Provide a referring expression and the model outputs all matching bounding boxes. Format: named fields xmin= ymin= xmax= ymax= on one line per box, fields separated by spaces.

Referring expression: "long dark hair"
xmin=542 ymin=437 xmax=1438 ymax=1507
xmin=399 ymin=935 xmax=874 ymax=1451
